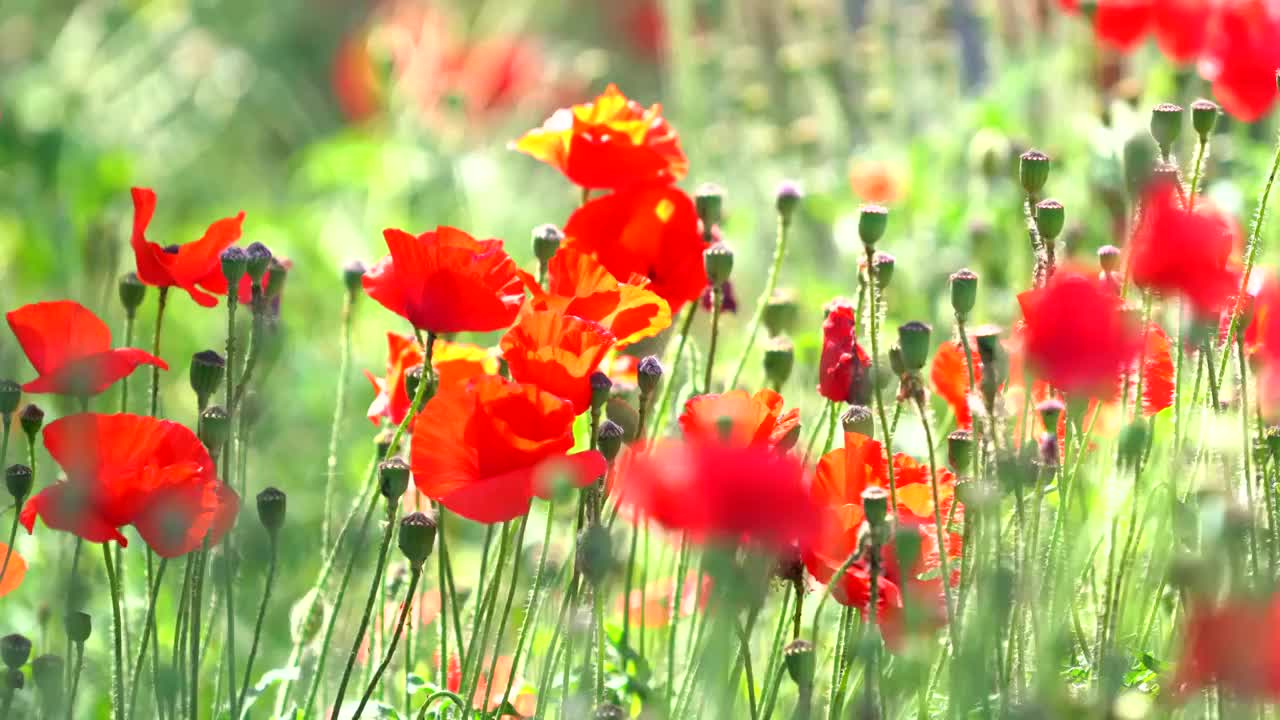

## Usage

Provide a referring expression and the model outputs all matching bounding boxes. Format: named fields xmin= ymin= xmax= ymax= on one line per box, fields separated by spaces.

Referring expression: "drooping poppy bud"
xmin=637 ymin=356 xmax=663 ymax=397
xmin=532 ymin=224 xmax=563 ymax=265
xmin=704 ymin=243 xmax=734 ymax=284
xmin=1035 ymin=199 xmax=1066 ymax=242
xmin=220 ymin=247 xmax=249 ymax=289
xmin=775 ymin=180 xmax=803 ymax=223
xmin=1191 ymin=99 xmax=1219 ymax=140
xmin=118 ymin=272 xmax=146 ymax=317
xmin=841 ymin=405 xmax=875 ymax=436
xmin=1019 ymin=150 xmax=1050 ymax=194
xmin=342 ymin=260 xmax=366 ymax=295
xmin=265 ymin=258 xmax=288 ymax=299
xmin=1119 ymin=420 xmax=1148 ymax=470
xmin=256 ymin=487 xmax=287 ymax=537
xmin=695 ymin=183 xmax=725 ymax=231
xmin=199 ymin=405 xmax=231 ymax=453
xmin=397 ymin=512 xmax=437 ymax=567
xmin=858 ymin=205 xmax=889 ymax=246
xmin=950 ymin=269 xmax=979 ymax=319
xmin=189 ymin=350 xmax=226 ymax=407
xmin=577 ymin=523 xmax=613 ymax=586
xmin=897 ymin=322 xmax=932 ymax=372
xmin=1 ymin=634 xmax=31 ymax=669
xmin=0 ymin=381 xmax=19 ymax=416
xmin=18 ymin=404 xmax=44 ymax=441
xmin=784 ymin=639 xmax=815 ymax=689
xmin=5 ymin=464 xmax=32 ymax=502
xmin=763 ymin=337 xmax=795 ymax=388
xmin=763 ymin=290 xmax=799 ymax=337
xmin=947 ymin=430 xmax=974 ymax=474
xmin=870 ymin=251 xmax=895 ymax=288
xmin=244 ymin=242 xmax=272 ymax=285
xmin=1150 ymin=103 xmax=1184 ymax=154
xmin=63 ymin=612 xmax=91 ymax=644
xmin=379 ymin=458 xmax=411 ymax=501
xmin=590 ymin=372 xmax=612 ymax=413
xmin=597 ymin=420 xmax=624 ymax=463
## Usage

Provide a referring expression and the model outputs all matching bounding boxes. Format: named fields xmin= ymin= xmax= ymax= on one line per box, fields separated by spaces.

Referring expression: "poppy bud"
xmin=842 ymin=405 xmax=875 ymax=436
xmin=888 ymin=346 xmax=907 ymax=377
xmin=949 ymin=269 xmax=978 ymax=319
xmin=189 ymin=350 xmax=226 ymax=407
xmin=379 ymin=458 xmax=411 ymax=501
xmin=256 ymin=487 xmax=287 ymax=536
xmin=596 ymin=420 xmax=624 ymax=463
xmin=220 ymin=247 xmax=249 ymax=288
xmin=404 ymin=364 xmax=436 ymax=407
xmin=763 ymin=289 xmax=799 ymax=337
xmin=870 ymin=251 xmax=895 ymax=287
xmin=695 ymin=183 xmax=725 ymax=230
xmin=1034 ymin=199 xmax=1065 ymax=242
xmin=199 ymin=406 xmax=231 ymax=453
xmin=862 ymin=486 xmax=890 ymax=530
xmin=1124 ymin=134 xmax=1159 ymax=199
xmin=594 ymin=703 xmax=626 ymax=719
xmin=1038 ymin=432 xmax=1059 ymax=468
xmin=18 ymin=404 xmax=43 ymax=441
xmin=775 ymin=180 xmax=803 ymax=222
xmin=590 ymin=372 xmax=612 ymax=413
xmin=1 ymin=634 xmax=31 ymax=669
xmin=1037 ymin=399 xmax=1064 ymax=432
xmin=1097 ymin=245 xmax=1122 ymax=273
xmin=1019 ymin=150 xmax=1050 ymax=195
xmin=374 ymin=428 xmax=394 ymax=460
xmin=1191 ymin=99 xmax=1219 ymax=140
xmin=897 ymin=322 xmax=932 ymax=372
xmin=576 ymin=524 xmax=613 ymax=586
xmin=398 ymin=512 xmax=437 ymax=567
xmin=947 ymin=430 xmax=974 ymax=474
xmin=784 ymin=639 xmax=816 ymax=689
xmin=265 ymin=258 xmax=289 ymax=299
xmin=343 ymin=260 xmax=367 ymax=295
xmin=6 ymin=464 xmax=32 ymax=502
xmin=972 ymin=325 xmax=1001 ymax=363
xmin=858 ymin=205 xmax=889 ymax=246
xmin=532 ymin=224 xmax=563 ymax=265
xmin=0 ymin=381 xmax=19 ymax=416
xmin=118 ymin=273 xmax=146 ymax=316
xmin=245 ymin=242 xmax=273 ymax=284
xmin=5 ymin=669 xmax=21 ymax=691
xmin=63 ymin=612 xmax=91 ymax=644
xmin=637 ymin=356 xmax=663 ymax=397
xmin=703 ymin=242 xmax=734 ymax=284
xmin=30 ymin=654 xmax=62 ymax=701
xmin=1150 ymin=103 xmax=1184 ymax=153
xmin=762 ymin=337 xmax=795 ymax=388
xmin=1118 ymin=420 xmax=1148 ymax=470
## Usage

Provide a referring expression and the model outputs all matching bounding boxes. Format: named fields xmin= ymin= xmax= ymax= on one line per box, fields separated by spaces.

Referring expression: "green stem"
xmin=648 ymin=304 xmax=699 ymax=440
xmin=704 ymin=286 xmax=723 ymax=393
xmin=957 ymin=317 xmax=977 ymax=393
xmin=329 ymin=501 xmax=397 ymax=720
xmin=65 ymin=641 xmax=85 ymax=720
xmin=323 ymin=291 xmax=356 ymax=548
xmin=863 ymin=245 xmax=899 ymax=510
xmin=149 ymin=288 xmax=168 ymax=417
xmin=1237 ymin=334 xmax=1261 ymax=577
xmin=189 ymin=541 xmax=210 ymax=720
xmin=104 ymin=544 xmax=127 ymax=720
xmin=728 ymin=212 xmax=792 ymax=387
xmin=498 ymin=502 xmax=557 ymax=711
xmin=461 ymin=521 xmax=517 ymax=710
xmin=221 ymin=292 xmax=241 ymax=720
xmin=480 ymin=517 xmax=530 ymax=712
xmin=126 ymin=557 xmax=168 ymax=720
xmin=352 ymin=568 xmax=422 ymax=719
xmin=915 ymin=394 xmax=956 ymax=638
xmin=237 ymin=538 xmax=278 ymax=713
xmin=120 ymin=313 xmax=135 ymax=413
xmin=666 ymin=536 xmax=691 ymax=713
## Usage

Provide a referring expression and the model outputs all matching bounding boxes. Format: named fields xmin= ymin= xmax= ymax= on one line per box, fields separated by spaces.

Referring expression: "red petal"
xmin=7 ymin=300 xmax=112 ymax=377
xmin=23 ymin=348 xmax=167 ymax=396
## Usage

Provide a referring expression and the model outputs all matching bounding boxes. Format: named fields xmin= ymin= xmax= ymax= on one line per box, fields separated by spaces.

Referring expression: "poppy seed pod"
xmin=4 ymin=669 xmax=21 ymax=691
xmin=532 ymin=224 xmax=563 ymax=265
xmin=1097 ymin=245 xmax=1122 ymax=273
xmin=1124 ymin=134 xmax=1159 ymax=199
xmin=0 ymin=381 xmax=19 ymax=416
xmin=6 ymin=464 xmax=32 ymax=502
xmin=763 ymin=290 xmax=799 ymax=337
xmin=117 ymin=272 xmax=146 ymax=316
xmin=949 ymin=269 xmax=979 ymax=318
xmin=841 ymin=405 xmax=875 ymax=436
xmin=783 ymin=640 xmax=815 ymax=689
xmin=379 ymin=458 xmax=411 ymax=501
xmin=1034 ymin=199 xmax=1066 ymax=242
xmin=1118 ymin=420 xmax=1148 ymax=470
xmin=1 ymin=634 xmax=31 ymax=669
xmin=63 ymin=612 xmax=91 ymax=644
xmin=18 ymin=404 xmax=44 ymax=440
xmin=398 ymin=512 xmax=437 ymax=567
xmin=1019 ymin=150 xmax=1051 ymax=195
xmin=1150 ymin=103 xmax=1184 ymax=152
xmin=947 ymin=430 xmax=974 ymax=474
xmin=189 ymin=350 xmax=226 ymax=406
xmin=637 ymin=356 xmax=663 ymax=397
xmin=695 ymin=183 xmax=725 ymax=229
xmin=1039 ymin=432 xmax=1059 ymax=468
xmin=256 ymin=487 xmax=287 ymax=536
xmin=342 ymin=260 xmax=367 ymax=295
xmin=870 ymin=251 xmax=895 ymax=287
xmin=775 ymin=180 xmax=803 ymax=221
xmin=576 ymin=523 xmax=613 ymax=587
xmin=590 ymin=372 xmax=612 ymax=413
xmin=30 ymin=654 xmax=62 ymax=697
xmin=971 ymin=325 xmax=1002 ymax=364
xmin=265 ymin=258 xmax=288 ymax=299
xmin=861 ymin=486 xmax=890 ymax=529
xmin=220 ymin=247 xmax=249 ymax=288
xmin=762 ymin=337 xmax=795 ymax=388
xmin=1037 ymin=399 xmax=1065 ymax=432
xmin=888 ymin=346 xmax=907 ymax=377
xmin=703 ymin=243 xmax=734 ymax=284
xmin=596 ymin=420 xmax=624 ymax=463
xmin=245 ymin=242 xmax=273 ymax=284
xmin=1191 ymin=99 xmax=1219 ymax=140
xmin=857 ymin=204 xmax=889 ymax=246
xmin=897 ymin=322 xmax=932 ymax=372
xmin=199 ymin=406 xmax=231 ymax=453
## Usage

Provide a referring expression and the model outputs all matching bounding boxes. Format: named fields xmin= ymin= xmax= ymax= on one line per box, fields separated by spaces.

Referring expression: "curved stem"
xmin=126 ymin=557 xmax=169 ymax=720
xmin=103 ymin=544 xmax=127 ymax=720
xmin=329 ymin=501 xmax=397 ymax=720
xmin=414 ymin=690 xmax=467 ymax=720
xmin=237 ymin=538 xmax=278 ymax=713
xmin=461 ymin=521 xmax=517 ymax=710
xmin=479 ymin=517 xmax=529 ymax=713
xmin=65 ymin=641 xmax=85 ymax=720
xmin=728 ymin=213 xmax=792 ymax=388
xmin=863 ymin=245 xmax=898 ymax=510
xmin=352 ymin=568 xmax=422 ymax=719
xmin=149 ymin=288 xmax=168 ymax=417
xmin=323 ymin=292 xmax=356 ymax=549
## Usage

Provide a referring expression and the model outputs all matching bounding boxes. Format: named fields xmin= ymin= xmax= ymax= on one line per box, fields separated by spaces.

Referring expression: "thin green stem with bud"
xmin=149 ymin=287 xmax=168 ymax=417
xmin=324 ymin=288 xmax=356 ymax=548
xmin=728 ymin=211 xmax=792 ymax=387
xmin=120 ymin=313 xmax=135 ymax=413
xmin=221 ymin=290 xmax=241 ymax=720
xmin=863 ymin=245 xmax=899 ymax=510
xmin=704 ymin=286 xmax=723 ymax=393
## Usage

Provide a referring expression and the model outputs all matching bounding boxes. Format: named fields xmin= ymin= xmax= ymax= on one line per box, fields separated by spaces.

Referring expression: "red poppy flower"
xmin=930 ymin=339 xmax=982 ymax=429
xmin=0 ymin=544 xmax=26 ymax=598
xmin=20 ymin=413 xmax=239 ymax=558
xmin=411 ymin=375 xmax=606 ymax=523
xmin=520 ymin=246 xmax=672 ymax=347
xmin=129 ymin=188 xmax=246 ymax=307
xmin=1093 ymin=0 xmax=1154 ymax=51
xmin=7 ymin=301 xmax=168 ymax=397
xmin=1173 ymin=594 xmax=1280 ymax=700
xmin=438 ymin=653 xmax=536 ymax=717
xmin=363 ymin=226 xmax=525 ymax=335
xmin=499 ymin=308 xmax=616 ymax=415
xmin=1138 ymin=323 xmax=1175 ymax=416
xmin=617 ymin=439 xmax=814 ymax=552
xmin=1131 ymin=184 xmax=1240 ymax=319
xmin=1017 ymin=270 xmax=1141 ymax=399
xmin=365 ymin=332 xmax=498 ymax=425
xmin=818 ymin=298 xmax=873 ymax=404
xmin=1200 ymin=1 xmax=1280 ymax=122
xmin=1152 ymin=0 xmax=1212 ymax=63
xmin=615 ymin=571 xmax=712 ymax=628
xmin=563 ymin=185 xmax=707 ymax=313
xmin=678 ymin=389 xmax=800 ymax=450
xmin=512 ymin=84 xmax=688 ymax=190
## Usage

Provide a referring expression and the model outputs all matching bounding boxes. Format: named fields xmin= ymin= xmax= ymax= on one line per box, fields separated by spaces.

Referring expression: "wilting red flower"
xmin=1200 ymin=1 xmax=1280 ymax=122
xmin=678 ymin=389 xmax=800 ymax=450
xmin=1130 ymin=184 xmax=1240 ymax=319
xmin=0 ymin=544 xmax=26 ymax=598
xmin=512 ymin=84 xmax=688 ymax=190
xmin=21 ymin=413 xmax=238 ymax=558
xmin=818 ymin=298 xmax=872 ymax=404
xmin=615 ymin=572 xmax=712 ymax=628
xmin=617 ymin=439 xmax=814 ymax=552
xmin=363 ymin=226 xmax=525 ymax=335
xmin=411 ymin=375 xmax=606 ymax=523
xmin=930 ymin=339 xmax=982 ymax=429
xmin=7 ymin=301 xmax=167 ymax=397
xmin=520 ymin=246 xmax=671 ymax=347
xmin=364 ymin=332 xmax=497 ymax=425
xmin=129 ymin=188 xmax=246 ymax=307
xmin=499 ymin=308 xmax=616 ymax=415
xmin=563 ymin=184 xmax=707 ymax=313
xmin=1173 ymin=594 xmax=1280 ymax=700
xmin=1017 ymin=270 xmax=1141 ymax=398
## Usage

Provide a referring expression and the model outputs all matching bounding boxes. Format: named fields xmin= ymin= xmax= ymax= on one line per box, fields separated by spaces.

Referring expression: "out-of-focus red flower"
xmin=411 ymin=375 xmax=606 ymax=523
xmin=359 ymin=590 xmax=441 ymax=664
xmin=1139 ymin=323 xmax=1175 ymax=416
xmin=1200 ymin=1 xmax=1280 ymax=122
xmin=363 ymin=226 xmax=525 ymax=335
xmin=606 ymin=0 xmax=668 ymax=61
xmin=129 ymin=188 xmax=245 ymax=308
xmin=847 ymin=159 xmax=905 ymax=205
xmin=678 ymin=389 xmax=800 ymax=450
xmin=563 ymin=185 xmax=707 ymax=313
xmin=615 ymin=572 xmax=712 ymax=628
xmin=438 ymin=653 xmax=536 ymax=717
xmin=608 ymin=355 xmax=641 ymax=392
xmin=1152 ymin=0 xmax=1212 ymax=63
xmin=20 ymin=413 xmax=238 ymax=558
xmin=0 ymin=544 xmax=26 ymax=598
xmin=1017 ymin=270 xmax=1141 ymax=399
xmin=7 ymin=301 xmax=167 ymax=397
xmin=618 ymin=440 xmax=814 ymax=552
xmin=930 ymin=339 xmax=982 ymax=429
xmin=520 ymin=246 xmax=671 ymax=348
xmin=1173 ymin=594 xmax=1280 ymax=700
xmin=1131 ymin=184 xmax=1240 ymax=319
xmin=818 ymin=298 xmax=872 ymax=404
xmin=499 ymin=307 xmax=616 ymax=415
xmin=364 ymin=332 xmax=497 ymax=425
xmin=513 ymin=84 xmax=688 ymax=191
xmin=1092 ymin=0 xmax=1154 ymax=51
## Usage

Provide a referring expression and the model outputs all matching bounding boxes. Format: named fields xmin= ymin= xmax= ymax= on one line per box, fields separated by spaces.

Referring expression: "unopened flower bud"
xmin=220 ymin=247 xmax=248 ymax=288
xmin=783 ymin=639 xmax=816 ymax=689
xmin=842 ymin=406 xmax=875 ymax=436
xmin=18 ymin=404 xmax=43 ymax=440
xmin=266 ymin=258 xmax=289 ymax=299
xmin=763 ymin=337 xmax=795 ymax=388
xmin=763 ymin=290 xmax=799 ymax=337
xmin=245 ymin=242 xmax=273 ymax=284
xmin=6 ymin=464 xmax=32 ymax=502
xmin=576 ymin=524 xmax=613 ymax=586
xmin=398 ymin=512 xmax=437 ymax=567
xmin=1124 ymin=134 xmax=1159 ymax=198
xmin=972 ymin=325 xmax=1002 ymax=364
xmin=256 ymin=487 xmax=287 ymax=536
xmin=1150 ymin=103 xmax=1184 ymax=152
xmin=379 ymin=458 xmax=411 ymax=501
xmin=597 ymin=420 xmax=624 ymax=463
xmin=532 ymin=224 xmax=563 ymax=265
xmin=870 ymin=251 xmax=895 ymax=287
xmin=858 ymin=205 xmax=889 ymax=246
xmin=1035 ymin=199 xmax=1065 ymax=242
xmin=897 ymin=322 xmax=932 ymax=372
xmin=775 ymin=180 xmax=803 ymax=221
xmin=118 ymin=273 xmax=146 ymax=316
xmin=1 ymin=634 xmax=31 ymax=669
xmin=1038 ymin=432 xmax=1060 ymax=468
xmin=199 ymin=406 xmax=231 ymax=453
xmin=64 ymin=612 xmax=91 ymax=644
xmin=1097 ymin=245 xmax=1122 ymax=273
xmin=695 ymin=183 xmax=725 ymax=229
xmin=190 ymin=350 xmax=226 ymax=406
xmin=861 ymin=486 xmax=890 ymax=529
xmin=704 ymin=243 xmax=734 ymax=284
xmin=31 ymin=654 xmax=62 ymax=702
xmin=1191 ymin=99 xmax=1219 ymax=140
xmin=0 ymin=381 xmax=19 ymax=416
xmin=1019 ymin=150 xmax=1050 ymax=194
xmin=947 ymin=430 xmax=974 ymax=474
xmin=343 ymin=260 xmax=366 ymax=295
xmin=949 ymin=269 xmax=978 ymax=318
xmin=590 ymin=372 xmax=612 ymax=413
xmin=637 ymin=356 xmax=663 ymax=397
xmin=1118 ymin=420 xmax=1148 ymax=469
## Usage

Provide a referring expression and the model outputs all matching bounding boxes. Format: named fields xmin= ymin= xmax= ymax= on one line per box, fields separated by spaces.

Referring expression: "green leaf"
xmin=239 ymin=666 xmax=301 ymax=719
